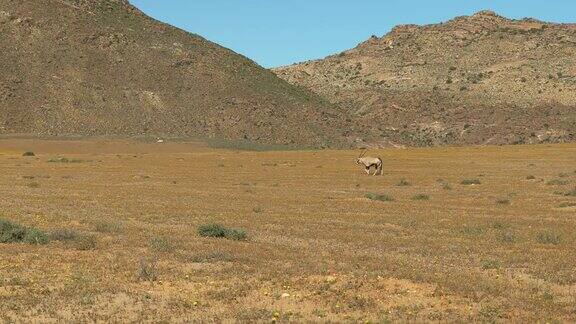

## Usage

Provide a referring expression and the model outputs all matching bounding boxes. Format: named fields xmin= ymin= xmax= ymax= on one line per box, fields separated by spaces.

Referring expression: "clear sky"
xmin=129 ymin=0 xmax=575 ymax=68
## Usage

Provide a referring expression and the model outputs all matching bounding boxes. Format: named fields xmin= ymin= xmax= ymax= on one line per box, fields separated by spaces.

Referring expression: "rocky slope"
xmin=275 ymin=11 xmax=576 ymax=146
xmin=0 ymin=0 xmax=353 ymax=148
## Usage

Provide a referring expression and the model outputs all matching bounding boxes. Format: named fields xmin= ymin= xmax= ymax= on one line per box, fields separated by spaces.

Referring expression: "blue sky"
xmin=129 ymin=1 xmax=575 ymax=68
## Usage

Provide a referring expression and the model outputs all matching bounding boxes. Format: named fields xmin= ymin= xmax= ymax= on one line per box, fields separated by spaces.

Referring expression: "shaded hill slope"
xmin=275 ymin=11 xmax=576 ymax=146
xmin=0 ymin=0 xmax=352 ymax=148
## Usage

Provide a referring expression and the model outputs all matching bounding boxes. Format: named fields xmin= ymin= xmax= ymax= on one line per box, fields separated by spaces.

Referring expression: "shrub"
xmin=563 ymin=188 xmax=576 ymax=197
xmin=224 ymin=229 xmax=248 ymax=241
xmin=0 ymin=219 xmax=27 ymax=243
xmin=24 ymin=229 xmax=50 ymax=245
xmin=47 ymin=157 xmax=84 ymax=163
xmin=26 ymin=182 xmax=40 ymax=189
xmin=558 ymin=202 xmax=576 ymax=208
xmin=73 ymin=235 xmax=97 ymax=250
xmin=149 ymin=236 xmax=173 ymax=252
xmin=412 ymin=194 xmax=429 ymax=200
xmin=461 ymin=225 xmax=485 ymax=236
xmin=496 ymin=199 xmax=510 ymax=205
xmin=547 ymin=179 xmax=569 ymax=186
xmin=537 ymin=231 xmax=561 ymax=245
xmin=498 ymin=232 xmax=516 ymax=243
xmin=93 ymin=221 xmax=123 ymax=233
xmin=22 ymin=151 xmax=35 ymax=157
xmin=50 ymin=229 xmax=97 ymax=250
xmin=396 ymin=179 xmax=410 ymax=186
xmin=460 ymin=179 xmax=481 ymax=185
xmin=0 ymin=218 xmax=49 ymax=245
xmin=197 ymin=224 xmax=247 ymax=241
xmin=482 ymin=259 xmax=501 ymax=270
xmin=50 ymin=228 xmax=79 ymax=241
xmin=526 ymin=175 xmax=536 ymax=180
xmin=364 ymin=192 xmax=394 ymax=202
xmin=138 ymin=257 xmax=158 ymax=282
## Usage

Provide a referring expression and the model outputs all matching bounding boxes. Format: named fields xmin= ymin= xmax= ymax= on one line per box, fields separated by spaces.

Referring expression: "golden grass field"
xmin=0 ymin=139 xmax=575 ymax=322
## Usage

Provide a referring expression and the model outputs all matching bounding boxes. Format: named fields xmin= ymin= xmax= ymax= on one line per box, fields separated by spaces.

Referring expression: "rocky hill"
xmin=274 ymin=11 xmax=576 ymax=146
xmin=0 ymin=0 xmax=353 ymax=148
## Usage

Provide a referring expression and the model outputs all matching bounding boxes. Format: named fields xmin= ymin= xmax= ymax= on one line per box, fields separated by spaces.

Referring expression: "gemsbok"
xmin=356 ymin=150 xmax=383 ymax=176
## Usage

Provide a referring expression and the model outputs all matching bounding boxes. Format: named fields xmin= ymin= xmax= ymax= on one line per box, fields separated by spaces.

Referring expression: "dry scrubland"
xmin=0 ymin=139 xmax=575 ymax=322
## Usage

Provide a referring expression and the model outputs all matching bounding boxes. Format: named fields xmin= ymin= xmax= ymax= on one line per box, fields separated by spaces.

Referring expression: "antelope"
xmin=356 ymin=150 xmax=383 ymax=176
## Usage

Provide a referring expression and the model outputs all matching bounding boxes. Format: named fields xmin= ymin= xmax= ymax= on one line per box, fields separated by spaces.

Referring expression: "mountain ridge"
xmin=274 ymin=11 xmax=576 ymax=147
xmin=0 ymin=0 xmax=354 ymax=148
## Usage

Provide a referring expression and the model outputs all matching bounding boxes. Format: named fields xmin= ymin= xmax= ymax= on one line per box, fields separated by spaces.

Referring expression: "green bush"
xmin=365 ymin=192 xmax=394 ymax=202
xmin=0 ymin=218 xmax=49 ymax=245
xmin=0 ymin=219 xmax=27 ymax=243
xmin=24 ymin=229 xmax=49 ymax=245
xmin=198 ymin=224 xmax=247 ymax=241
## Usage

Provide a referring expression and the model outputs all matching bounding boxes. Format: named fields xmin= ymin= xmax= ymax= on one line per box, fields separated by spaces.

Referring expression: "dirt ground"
xmin=0 ymin=139 xmax=575 ymax=322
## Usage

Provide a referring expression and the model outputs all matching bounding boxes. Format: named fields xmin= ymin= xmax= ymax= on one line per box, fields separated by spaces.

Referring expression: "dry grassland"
xmin=0 ymin=139 xmax=575 ymax=322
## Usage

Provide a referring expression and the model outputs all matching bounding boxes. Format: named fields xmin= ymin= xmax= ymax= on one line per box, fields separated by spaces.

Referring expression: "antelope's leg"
xmin=365 ymin=166 xmax=370 ymax=175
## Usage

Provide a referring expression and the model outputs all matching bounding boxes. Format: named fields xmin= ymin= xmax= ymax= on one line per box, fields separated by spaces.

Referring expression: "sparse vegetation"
xmin=2 ymin=139 xmax=576 ymax=321
xmin=24 ymin=228 xmax=50 ymax=245
xmin=558 ymin=202 xmax=576 ymax=208
xmin=364 ymin=192 xmax=394 ymax=202
xmin=205 ymin=138 xmax=303 ymax=152
xmin=26 ymin=182 xmax=40 ymax=188
xmin=412 ymin=194 xmax=429 ymax=200
xmin=197 ymin=224 xmax=247 ymax=241
xmin=149 ymin=236 xmax=174 ymax=252
xmin=22 ymin=151 xmax=35 ymax=157
xmin=526 ymin=175 xmax=536 ymax=180
xmin=461 ymin=225 xmax=485 ymax=236
xmin=396 ymin=179 xmax=410 ymax=186
xmin=498 ymin=231 xmax=517 ymax=243
xmin=72 ymin=235 xmax=97 ymax=251
xmin=50 ymin=228 xmax=79 ymax=241
xmin=51 ymin=228 xmax=98 ymax=250
xmin=47 ymin=157 xmax=84 ymax=163
xmin=537 ymin=231 xmax=561 ymax=245
xmin=0 ymin=218 xmax=49 ymax=245
xmin=496 ymin=198 xmax=510 ymax=205
xmin=138 ymin=257 xmax=158 ymax=282
xmin=547 ymin=179 xmax=569 ymax=186
xmin=92 ymin=220 xmax=123 ymax=233
xmin=460 ymin=179 xmax=481 ymax=185
xmin=482 ymin=259 xmax=501 ymax=270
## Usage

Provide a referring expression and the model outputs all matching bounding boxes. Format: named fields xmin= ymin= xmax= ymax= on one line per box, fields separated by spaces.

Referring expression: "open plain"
xmin=0 ymin=139 xmax=575 ymax=322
